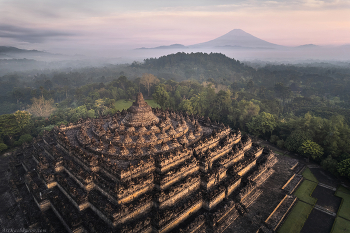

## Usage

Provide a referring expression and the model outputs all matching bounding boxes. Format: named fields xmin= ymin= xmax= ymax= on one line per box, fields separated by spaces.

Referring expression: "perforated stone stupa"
xmin=9 ymin=93 xmax=280 ymax=233
xmin=121 ymin=92 xmax=159 ymax=127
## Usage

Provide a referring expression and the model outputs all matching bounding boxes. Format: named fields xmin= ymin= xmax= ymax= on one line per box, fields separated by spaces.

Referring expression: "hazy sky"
xmin=1 ymin=0 xmax=350 ymax=53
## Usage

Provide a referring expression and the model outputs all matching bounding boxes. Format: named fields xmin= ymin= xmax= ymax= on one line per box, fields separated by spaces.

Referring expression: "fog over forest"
xmin=1 ymin=28 xmax=350 ymax=76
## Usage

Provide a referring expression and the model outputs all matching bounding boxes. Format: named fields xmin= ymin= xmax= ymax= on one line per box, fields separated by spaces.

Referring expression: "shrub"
xmin=270 ymin=135 xmax=279 ymax=144
xmin=276 ymin=139 xmax=284 ymax=148
xmin=18 ymin=134 xmax=33 ymax=143
xmin=337 ymin=159 xmax=350 ymax=179
xmin=0 ymin=143 xmax=8 ymax=152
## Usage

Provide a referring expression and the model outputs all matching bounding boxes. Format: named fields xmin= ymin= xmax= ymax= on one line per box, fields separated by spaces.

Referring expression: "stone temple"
xmin=7 ymin=93 xmax=299 ymax=233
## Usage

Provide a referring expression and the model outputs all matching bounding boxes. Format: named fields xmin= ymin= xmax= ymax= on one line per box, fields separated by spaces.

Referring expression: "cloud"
xmin=0 ymin=24 xmax=75 ymax=43
xmin=0 ymin=0 xmax=349 ymax=50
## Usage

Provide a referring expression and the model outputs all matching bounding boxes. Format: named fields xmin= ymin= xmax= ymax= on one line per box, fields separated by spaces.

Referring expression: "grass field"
xmin=114 ymin=99 xmax=160 ymax=111
xmin=294 ymin=180 xmax=318 ymax=205
xmin=279 ymin=171 xmax=317 ymax=232
xmin=337 ymin=185 xmax=350 ymax=195
xmin=278 ymin=201 xmax=314 ymax=233
xmin=335 ymin=188 xmax=350 ymax=221
xmin=302 ymin=168 xmax=318 ymax=183
xmin=331 ymin=217 xmax=350 ymax=233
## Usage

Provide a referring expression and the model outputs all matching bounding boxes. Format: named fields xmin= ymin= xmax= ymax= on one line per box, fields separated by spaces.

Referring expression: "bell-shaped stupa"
xmin=122 ymin=92 xmax=159 ymax=127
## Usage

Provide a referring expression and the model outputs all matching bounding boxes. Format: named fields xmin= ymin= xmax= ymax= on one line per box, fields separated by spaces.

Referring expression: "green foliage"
xmin=274 ymin=82 xmax=292 ymax=107
xmin=18 ymin=134 xmax=33 ymax=143
xmin=179 ymin=100 xmax=194 ymax=114
xmin=153 ymin=85 xmax=170 ymax=109
xmin=13 ymin=110 xmax=31 ymax=131
xmin=0 ymin=142 xmax=7 ymax=152
xmin=270 ymin=135 xmax=279 ymax=144
xmin=0 ymin=113 xmax=29 ymax=142
xmin=94 ymin=99 xmax=107 ymax=116
xmin=299 ymin=140 xmax=324 ymax=160
xmin=56 ymin=121 xmax=68 ymax=126
xmin=247 ymin=112 xmax=277 ymax=137
xmin=229 ymin=99 xmax=260 ymax=130
xmin=138 ymin=52 xmax=252 ymax=83
xmin=276 ymin=139 xmax=284 ymax=148
xmin=40 ymin=125 xmax=55 ymax=133
xmin=210 ymin=90 xmax=232 ymax=122
xmin=337 ymin=159 xmax=350 ymax=179
xmin=13 ymin=134 xmax=33 ymax=147
xmin=321 ymin=155 xmax=339 ymax=175
xmin=284 ymin=130 xmax=311 ymax=153
xmin=87 ymin=110 xmax=96 ymax=118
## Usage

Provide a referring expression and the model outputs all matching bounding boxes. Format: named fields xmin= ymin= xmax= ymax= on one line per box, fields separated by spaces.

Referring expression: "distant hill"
xmin=137 ymin=44 xmax=187 ymax=50
xmin=131 ymin=52 xmax=256 ymax=82
xmin=190 ymin=29 xmax=282 ymax=49
xmin=295 ymin=44 xmax=320 ymax=48
xmin=0 ymin=46 xmax=45 ymax=54
xmin=0 ymin=46 xmax=62 ymax=61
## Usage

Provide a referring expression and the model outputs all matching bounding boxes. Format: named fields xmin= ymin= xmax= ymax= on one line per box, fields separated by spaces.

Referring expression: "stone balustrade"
xmin=157 ymin=174 xmax=201 ymax=208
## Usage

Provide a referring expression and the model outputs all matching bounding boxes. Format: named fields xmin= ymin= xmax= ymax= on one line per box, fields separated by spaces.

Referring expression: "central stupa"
xmin=122 ymin=93 xmax=159 ymax=127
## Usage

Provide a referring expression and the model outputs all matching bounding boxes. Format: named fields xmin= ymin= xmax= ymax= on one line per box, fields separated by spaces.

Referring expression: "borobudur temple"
xmin=7 ymin=93 xmax=294 ymax=233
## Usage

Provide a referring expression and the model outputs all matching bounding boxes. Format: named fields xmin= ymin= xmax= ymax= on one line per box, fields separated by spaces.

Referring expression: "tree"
xmin=0 ymin=143 xmax=7 ymax=152
xmin=0 ymin=114 xmax=23 ymax=142
xmin=337 ymin=158 xmax=350 ymax=179
xmin=12 ymin=88 xmax=24 ymax=104
xmin=210 ymin=90 xmax=232 ymax=122
xmin=321 ymin=155 xmax=338 ymax=175
xmin=299 ymin=140 xmax=324 ymax=161
xmin=94 ymin=99 xmax=107 ymax=116
xmin=13 ymin=110 xmax=31 ymax=132
xmin=153 ymin=85 xmax=170 ymax=109
xmin=140 ymin=73 xmax=159 ymax=97
xmin=274 ymin=82 xmax=292 ymax=112
xmin=14 ymin=134 xmax=33 ymax=146
xmin=229 ymin=100 xmax=260 ymax=130
xmin=87 ymin=109 xmax=96 ymax=118
xmin=276 ymin=140 xmax=284 ymax=148
xmin=284 ymin=130 xmax=311 ymax=153
xmin=270 ymin=135 xmax=279 ymax=144
xmin=247 ymin=112 xmax=277 ymax=137
xmin=28 ymin=97 xmax=56 ymax=118
xmin=179 ymin=100 xmax=194 ymax=114
xmin=246 ymin=80 xmax=254 ymax=94
xmin=190 ymin=90 xmax=212 ymax=116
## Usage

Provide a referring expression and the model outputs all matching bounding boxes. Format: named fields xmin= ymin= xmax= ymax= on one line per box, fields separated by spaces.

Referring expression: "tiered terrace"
xmin=8 ymin=93 xmax=281 ymax=233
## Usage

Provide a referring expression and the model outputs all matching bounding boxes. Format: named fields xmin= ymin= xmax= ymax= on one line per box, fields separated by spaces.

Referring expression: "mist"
xmin=1 ymin=43 xmax=350 ymax=77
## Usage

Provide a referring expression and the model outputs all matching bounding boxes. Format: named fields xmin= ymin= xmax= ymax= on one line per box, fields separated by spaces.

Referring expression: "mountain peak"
xmin=190 ymin=29 xmax=281 ymax=49
xmin=228 ymin=29 xmax=248 ymax=33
